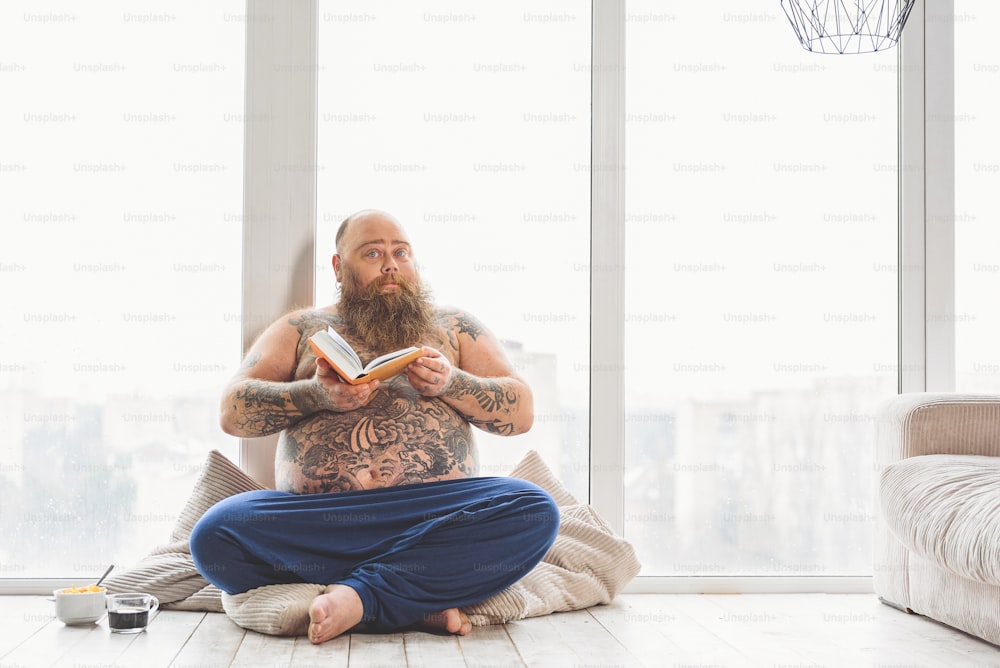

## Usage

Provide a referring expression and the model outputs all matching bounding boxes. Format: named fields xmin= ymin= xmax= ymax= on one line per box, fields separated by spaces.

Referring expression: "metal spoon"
xmin=94 ymin=564 xmax=114 ymax=588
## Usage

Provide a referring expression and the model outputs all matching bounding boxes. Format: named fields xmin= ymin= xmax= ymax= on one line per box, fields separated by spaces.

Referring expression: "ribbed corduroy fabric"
xmin=874 ymin=393 xmax=1000 ymax=646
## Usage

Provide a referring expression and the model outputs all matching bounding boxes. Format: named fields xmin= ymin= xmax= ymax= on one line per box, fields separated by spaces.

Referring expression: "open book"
xmin=308 ymin=326 xmax=422 ymax=385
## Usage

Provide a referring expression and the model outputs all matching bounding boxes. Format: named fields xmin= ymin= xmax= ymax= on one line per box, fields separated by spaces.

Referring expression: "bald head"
xmin=336 ymin=209 xmax=402 ymax=254
xmin=331 ymin=209 xmax=419 ymax=292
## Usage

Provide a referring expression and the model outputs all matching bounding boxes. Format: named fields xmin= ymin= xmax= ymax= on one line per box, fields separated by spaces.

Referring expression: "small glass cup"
xmin=106 ymin=592 xmax=159 ymax=634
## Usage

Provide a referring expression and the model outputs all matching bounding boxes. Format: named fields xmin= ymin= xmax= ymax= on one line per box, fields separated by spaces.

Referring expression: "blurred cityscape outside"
xmin=2 ymin=2 xmax=999 ymax=582
xmin=2 ymin=362 xmax=898 ymax=577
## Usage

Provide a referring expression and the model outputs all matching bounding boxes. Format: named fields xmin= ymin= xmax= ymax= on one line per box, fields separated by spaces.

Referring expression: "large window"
xmin=955 ymin=4 xmax=1000 ymax=392
xmin=0 ymin=2 xmax=243 ymax=578
xmin=316 ymin=1 xmax=592 ymax=498
xmin=2 ymin=2 xmax=978 ymax=589
xmin=623 ymin=3 xmax=898 ymax=575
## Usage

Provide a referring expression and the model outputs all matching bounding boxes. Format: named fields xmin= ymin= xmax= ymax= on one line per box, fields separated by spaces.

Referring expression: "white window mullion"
xmin=923 ymin=1 xmax=956 ymax=392
xmin=898 ymin=4 xmax=925 ymax=394
xmin=241 ymin=0 xmax=319 ymax=485
xmin=899 ymin=0 xmax=955 ymax=393
xmin=590 ymin=0 xmax=626 ymax=533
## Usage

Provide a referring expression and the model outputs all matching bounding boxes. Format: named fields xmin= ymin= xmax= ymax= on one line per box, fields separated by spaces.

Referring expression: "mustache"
xmin=375 ymin=274 xmax=405 ymax=287
xmin=360 ymin=273 xmax=417 ymax=296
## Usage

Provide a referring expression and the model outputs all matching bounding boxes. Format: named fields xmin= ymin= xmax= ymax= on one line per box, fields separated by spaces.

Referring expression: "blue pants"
xmin=189 ymin=476 xmax=559 ymax=632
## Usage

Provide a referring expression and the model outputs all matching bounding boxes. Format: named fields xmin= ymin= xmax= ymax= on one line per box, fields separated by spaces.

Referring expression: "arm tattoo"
xmin=444 ymin=373 xmax=518 ymax=435
xmin=453 ymin=312 xmax=485 ymax=341
xmin=232 ymin=381 xmax=296 ymax=436
xmin=436 ymin=308 xmax=485 ymax=344
xmin=238 ymin=351 xmax=263 ymax=372
xmin=466 ymin=417 xmax=516 ymax=436
xmin=231 ymin=379 xmax=327 ymax=437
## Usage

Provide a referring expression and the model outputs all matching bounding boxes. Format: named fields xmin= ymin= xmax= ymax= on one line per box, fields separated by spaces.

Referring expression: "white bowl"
xmin=53 ymin=588 xmax=107 ymax=625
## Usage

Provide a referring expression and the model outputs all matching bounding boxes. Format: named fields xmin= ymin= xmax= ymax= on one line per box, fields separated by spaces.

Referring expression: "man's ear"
xmin=332 ymin=254 xmax=342 ymax=282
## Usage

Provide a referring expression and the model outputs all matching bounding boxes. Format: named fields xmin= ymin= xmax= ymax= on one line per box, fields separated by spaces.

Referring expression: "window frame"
xmin=239 ymin=0 xmax=319 ymax=490
xmin=1 ymin=0 xmax=958 ymax=595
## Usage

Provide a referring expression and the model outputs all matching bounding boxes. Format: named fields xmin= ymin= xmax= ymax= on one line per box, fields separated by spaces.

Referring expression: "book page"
xmin=310 ymin=333 xmax=362 ymax=379
xmin=364 ymin=346 xmax=420 ymax=373
xmin=323 ymin=326 xmax=363 ymax=370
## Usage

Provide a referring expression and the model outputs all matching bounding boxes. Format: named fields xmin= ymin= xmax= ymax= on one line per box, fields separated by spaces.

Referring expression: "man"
xmin=190 ymin=209 xmax=558 ymax=644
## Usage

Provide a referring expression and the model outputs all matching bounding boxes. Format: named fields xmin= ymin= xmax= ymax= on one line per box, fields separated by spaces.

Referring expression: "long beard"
xmin=338 ymin=269 xmax=436 ymax=353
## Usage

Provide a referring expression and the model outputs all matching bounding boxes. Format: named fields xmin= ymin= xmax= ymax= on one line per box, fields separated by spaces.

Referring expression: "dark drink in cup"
xmin=106 ymin=593 xmax=158 ymax=634
xmin=108 ymin=608 xmax=149 ymax=632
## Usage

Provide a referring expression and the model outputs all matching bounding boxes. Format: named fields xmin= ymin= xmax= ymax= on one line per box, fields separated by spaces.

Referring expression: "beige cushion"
xmin=506 ymin=448 xmax=579 ymax=507
xmin=880 ymin=454 xmax=1000 ymax=586
xmin=106 ymin=449 xmax=640 ymax=634
xmin=460 ymin=502 xmax=640 ymax=625
xmin=166 ymin=449 xmax=266 ymax=543
xmin=101 ymin=450 xmax=264 ymax=610
xmin=222 ymin=583 xmax=326 ymax=636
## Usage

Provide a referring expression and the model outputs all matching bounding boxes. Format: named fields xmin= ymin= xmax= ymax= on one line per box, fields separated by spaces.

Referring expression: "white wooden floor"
xmin=2 ymin=593 xmax=998 ymax=667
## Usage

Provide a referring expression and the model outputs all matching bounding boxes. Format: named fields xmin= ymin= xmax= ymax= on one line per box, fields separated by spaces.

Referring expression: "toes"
xmin=457 ymin=612 xmax=473 ymax=636
xmin=307 ymin=600 xmax=331 ymax=644
xmin=444 ymin=609 xmax=471 ymax=635
xmin=308 ymin=618 xmax=333 ymax=645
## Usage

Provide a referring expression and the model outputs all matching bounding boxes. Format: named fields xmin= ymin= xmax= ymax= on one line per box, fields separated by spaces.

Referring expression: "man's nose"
xmin=381 ymin=255 xmax=398 ymax=273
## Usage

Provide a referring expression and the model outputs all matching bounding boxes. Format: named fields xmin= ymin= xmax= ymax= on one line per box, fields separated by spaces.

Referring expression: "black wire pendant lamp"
xmin=781 ymin=0 xmax=916 ymax=54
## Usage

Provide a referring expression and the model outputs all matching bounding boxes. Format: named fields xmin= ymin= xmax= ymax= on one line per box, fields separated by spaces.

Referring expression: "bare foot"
xmin=418 ymin=608 xmax=472 ymax=636
xmin=307 ymin=584 xmax=365 ymax=644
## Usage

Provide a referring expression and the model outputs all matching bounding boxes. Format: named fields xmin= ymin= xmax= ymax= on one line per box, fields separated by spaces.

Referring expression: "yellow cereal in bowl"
xmin=59 ymin=585 xmax=106 ymax=594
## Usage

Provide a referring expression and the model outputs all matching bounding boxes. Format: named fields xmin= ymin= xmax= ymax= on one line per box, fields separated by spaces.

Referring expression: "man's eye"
xmin=365 ymin=250 xmax=380 ymax=258
xmin=395 ymin=249 xmax=409 ymax=258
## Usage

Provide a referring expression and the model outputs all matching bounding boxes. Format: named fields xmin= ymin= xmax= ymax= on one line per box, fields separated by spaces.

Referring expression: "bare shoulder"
xmin=237 ymin=306 xmax=339 ymax=381
xmin=434 ymin=306 xmax=493 ymax=342
xmin=284 ymin=306 xmax=341 ymax=334
xmin=281 ymin=307 xmax=343 ymax=368
xmin=255 ymin=306 xmax=338 ymax=356
xmin=434 ymin=306 xmax=515 ymax=377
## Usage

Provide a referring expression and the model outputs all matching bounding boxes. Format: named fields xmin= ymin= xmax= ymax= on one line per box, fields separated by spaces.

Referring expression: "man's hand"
xmin=314 ymin=357 xmax=380 ymax=411
xmin=405 ymin=346 xmax=453 ymax=397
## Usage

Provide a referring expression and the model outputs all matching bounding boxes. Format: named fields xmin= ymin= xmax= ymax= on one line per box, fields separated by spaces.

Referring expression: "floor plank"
xmin=864 ymin=598 xmax=1000 ymax=665
xmin=401 ymin=632 xmax=465 ymax=668
xmin=587 ymin=595 xmax=727 ymax=666
xmin=230 ymin=627 xmax=304 ymax=667
xmin=600 ymin=594 xmax=758 ymax=666
xmin=765 ymin=594 xmax=939 ymax=665
xmin=458 ymin=623 xmax=526 ymax=668
xmin=3 ymin=593 xmax=999 ymax=667
xmin=504 ymin=608 xmax=640 ymax=668
xmin=0 ymin=595 xmax=58 ymax=658
xmin=115 ymin=609 xmax=205 ymax=668
xmin=2 ymin=601 xmax=122 ymax=667
xmin=684 ymin=595 xmax=870 ymax=666
xmin=287 ymin=634 xmax=351 ymax=668
xmin=683 ymin=593 xmax=838 ymax=666
xmin=345 ymin=631 xmax=407 ymax=668
xmin=169 ymin=611 xmax=246 ymax=668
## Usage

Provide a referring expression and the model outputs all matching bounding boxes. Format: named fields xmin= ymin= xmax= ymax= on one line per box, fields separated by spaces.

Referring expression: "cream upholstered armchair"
xmin=874 ymin=393 xmax=1000 ymax=645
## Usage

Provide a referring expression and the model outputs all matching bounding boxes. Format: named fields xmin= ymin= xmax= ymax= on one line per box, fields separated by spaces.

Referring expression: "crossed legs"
xmin=190 ymin=477 xmax=559 ymax=641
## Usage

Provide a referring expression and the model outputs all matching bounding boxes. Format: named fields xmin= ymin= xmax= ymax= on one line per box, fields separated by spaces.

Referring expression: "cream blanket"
xmin=103 ymin=450 xmax=641 ymax=636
